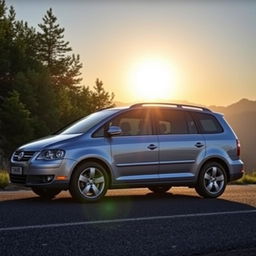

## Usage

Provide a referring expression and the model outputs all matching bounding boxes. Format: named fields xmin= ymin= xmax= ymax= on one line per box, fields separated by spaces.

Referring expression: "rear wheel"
xmin=148 ymin=185 xmax=172 ymax=193
xmin=69 ymin=162 xmax=109 ymax=203
xmin=32 ymin=187 xmax=61 ymax=200
xmin=195 ymin=162 xmax=227 ymax=198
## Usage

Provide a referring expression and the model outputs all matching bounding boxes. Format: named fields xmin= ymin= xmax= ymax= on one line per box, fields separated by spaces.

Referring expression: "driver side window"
xmin=93 ymin=109 xmax=152 ymax=137
xmin=110 ymin=109 xmax=152 ymax=136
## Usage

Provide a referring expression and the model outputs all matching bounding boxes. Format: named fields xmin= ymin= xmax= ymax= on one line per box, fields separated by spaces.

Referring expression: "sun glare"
xmin=131 ymin=58 xmax=176 ymax=101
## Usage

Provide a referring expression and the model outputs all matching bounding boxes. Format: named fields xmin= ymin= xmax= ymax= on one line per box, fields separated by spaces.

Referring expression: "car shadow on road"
xmin=0 ymin=190 xmax=255 ymax=228
xmin=0 ymin=190 xmax=255 ymax=211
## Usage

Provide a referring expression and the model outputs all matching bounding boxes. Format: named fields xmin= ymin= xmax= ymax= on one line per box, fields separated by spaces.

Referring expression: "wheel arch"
xmin=198 ymin=157 xmax=230 ymax=182
xmin=70 ymin=157 xmax=113 ymax=186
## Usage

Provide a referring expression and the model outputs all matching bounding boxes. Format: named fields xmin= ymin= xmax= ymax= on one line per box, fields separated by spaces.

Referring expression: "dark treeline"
xmin=0 ymin=1 xmax=114 ymax=164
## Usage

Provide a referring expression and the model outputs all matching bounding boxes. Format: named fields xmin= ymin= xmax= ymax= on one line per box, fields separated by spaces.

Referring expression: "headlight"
xmin=37 ymin=149 xmax=65 ymax=160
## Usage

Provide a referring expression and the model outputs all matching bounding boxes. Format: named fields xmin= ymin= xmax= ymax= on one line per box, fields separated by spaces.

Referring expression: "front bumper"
xmin=9 ymin=157 xmax=77 ymax=189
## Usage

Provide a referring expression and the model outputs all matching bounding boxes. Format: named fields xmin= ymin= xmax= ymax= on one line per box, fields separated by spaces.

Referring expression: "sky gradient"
xmin=7 ymin=0 xmax=256 ymax=106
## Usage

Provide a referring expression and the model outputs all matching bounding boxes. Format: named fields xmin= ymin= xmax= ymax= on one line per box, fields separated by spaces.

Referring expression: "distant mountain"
xmin=210 ymin=99 xmax=256 ymax=172
xmin=116 ymin=98 xmax=256 ymax=172
xmin=210 ymin=98 xmax=256 ymax=115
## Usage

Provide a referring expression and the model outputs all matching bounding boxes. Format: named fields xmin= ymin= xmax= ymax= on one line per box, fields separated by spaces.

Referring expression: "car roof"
xmin=129 ymin=102 xmax=211 ymax=112
xmin=107 ymin=102 xmax=214 ymax=114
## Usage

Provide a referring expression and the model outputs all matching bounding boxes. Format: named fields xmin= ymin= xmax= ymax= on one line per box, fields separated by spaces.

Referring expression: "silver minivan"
xmin=10 ymin=103 xmax=244 ymax=202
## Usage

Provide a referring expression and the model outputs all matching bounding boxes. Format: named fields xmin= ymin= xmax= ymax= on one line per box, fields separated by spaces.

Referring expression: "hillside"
xmin=210 ymin=99 xmax=256 ymax=172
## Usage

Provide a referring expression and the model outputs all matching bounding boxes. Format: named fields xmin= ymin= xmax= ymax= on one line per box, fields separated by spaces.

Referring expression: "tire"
xmin=32 ymin=187 xmax=61 ymax=200
xmin=148 ymin=185 xmax=172 ymax=193
xmin=195 ymin=162 xmax=227 ymax=198
xmin=69 ymin=161 xmax=109 ymax=203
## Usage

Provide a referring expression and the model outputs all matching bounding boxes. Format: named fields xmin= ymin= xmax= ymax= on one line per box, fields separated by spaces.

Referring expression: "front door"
xmin=110 ymin=109 xmax=159 ymax=184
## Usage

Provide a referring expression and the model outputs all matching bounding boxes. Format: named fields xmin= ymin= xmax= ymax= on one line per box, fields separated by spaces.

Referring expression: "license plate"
xmin=11 ymin=166 xmax=23 ymax=175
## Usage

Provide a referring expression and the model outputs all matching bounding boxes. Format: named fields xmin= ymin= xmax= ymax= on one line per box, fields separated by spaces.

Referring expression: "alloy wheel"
xmin=78 ymin=167 xmax=105 ymax=199
xmin=203 ymin=166 xmax=225 ymax=194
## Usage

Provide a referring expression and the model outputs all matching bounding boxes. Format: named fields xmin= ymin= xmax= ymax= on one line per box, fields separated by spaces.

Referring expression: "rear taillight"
xmin=236 ymin=139 xmax=240 ymax=157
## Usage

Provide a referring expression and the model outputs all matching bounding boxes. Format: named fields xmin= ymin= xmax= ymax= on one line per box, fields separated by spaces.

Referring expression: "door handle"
xmin=195 ymin=142 xmax=204 ymax=148
xmin=147 ymin=144 xmax=157 ymax=150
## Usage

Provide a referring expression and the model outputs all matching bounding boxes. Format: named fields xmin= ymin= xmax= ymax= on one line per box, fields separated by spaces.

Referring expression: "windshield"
xmin=60 ymin=109 xmax=118 ymax=135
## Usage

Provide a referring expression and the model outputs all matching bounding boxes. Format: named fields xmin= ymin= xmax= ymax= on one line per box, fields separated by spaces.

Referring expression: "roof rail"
xmin=129 ymin=102 xmax=211 ymax=112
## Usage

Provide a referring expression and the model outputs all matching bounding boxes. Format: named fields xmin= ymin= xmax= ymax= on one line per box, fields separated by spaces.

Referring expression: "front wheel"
xmin=32 ymin=187 xmax=61 ymax=200
xmin=69 ymin=162 xmax=109 ymax=203
xmin=148 ymin=185 xmax=172 ymax=193
xmin=195 ymin=162 xmax=227 ymax=198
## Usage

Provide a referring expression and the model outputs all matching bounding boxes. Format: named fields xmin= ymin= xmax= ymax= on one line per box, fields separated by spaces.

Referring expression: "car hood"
xmin=18 ymin=134 xmax=82 ymax=151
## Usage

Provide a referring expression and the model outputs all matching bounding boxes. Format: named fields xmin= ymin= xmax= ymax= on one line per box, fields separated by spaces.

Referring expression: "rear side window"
xmin=155 ymin=109 xmax=196 ymax=134
xmin=192 ymin=112 xmax=223 ymax=134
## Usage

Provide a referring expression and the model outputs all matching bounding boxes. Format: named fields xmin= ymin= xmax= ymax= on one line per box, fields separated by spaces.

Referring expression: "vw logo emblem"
xmin=17 ymin=151 xmax=24 ymax=161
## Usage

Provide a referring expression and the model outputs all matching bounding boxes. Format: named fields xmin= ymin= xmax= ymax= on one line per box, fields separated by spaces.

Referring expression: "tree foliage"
xmin=90 ymin=79 xmax=115 ymax=112
xmin=0 ymin=90 xmax=34 ymax=154
xmin=37 ymin=8 xmax=82 ymax=89
xmin=0 ymin=1 xmax=115 ymax=161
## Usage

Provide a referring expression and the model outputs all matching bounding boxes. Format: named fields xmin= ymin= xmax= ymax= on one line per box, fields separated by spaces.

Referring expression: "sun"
xmin=130 ymin=58 xmax=176 ymax=101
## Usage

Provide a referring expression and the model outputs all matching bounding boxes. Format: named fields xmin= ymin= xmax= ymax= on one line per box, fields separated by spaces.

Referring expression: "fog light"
xmin=42 ymin=175 xmax=54 ymax=183
xmin=46 ymin=175 xmax=54 ymax=182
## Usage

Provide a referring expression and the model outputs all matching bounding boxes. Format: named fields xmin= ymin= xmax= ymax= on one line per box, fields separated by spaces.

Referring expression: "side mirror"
xmin=107 ymin=126 xmax=122 ymax=136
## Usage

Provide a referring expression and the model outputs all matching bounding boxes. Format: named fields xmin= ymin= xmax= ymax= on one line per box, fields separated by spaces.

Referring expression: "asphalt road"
xmin=0 ymin=185 xmax=255 ymax=256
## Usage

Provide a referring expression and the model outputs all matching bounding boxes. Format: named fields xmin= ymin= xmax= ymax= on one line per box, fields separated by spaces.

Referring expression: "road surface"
xmin=0 ymin=185 xmax=255 ymax=255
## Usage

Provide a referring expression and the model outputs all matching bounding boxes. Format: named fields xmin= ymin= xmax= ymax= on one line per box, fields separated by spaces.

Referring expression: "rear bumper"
xmin=229 ymin=160 xmax=244 ymax=181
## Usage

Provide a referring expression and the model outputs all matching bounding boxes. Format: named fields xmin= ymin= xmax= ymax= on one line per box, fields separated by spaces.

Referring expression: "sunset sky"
xmin=8 ymin=0 xmax=256 ymax=106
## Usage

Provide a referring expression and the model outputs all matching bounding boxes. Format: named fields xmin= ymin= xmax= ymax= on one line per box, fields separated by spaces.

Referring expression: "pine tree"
xmin=38 ymin=8 xmax=71 ymax=69
xmin=37 ymin=8 xmax=83 ymax=126
xmin=37 ymin=8 xmax=82 ymax=89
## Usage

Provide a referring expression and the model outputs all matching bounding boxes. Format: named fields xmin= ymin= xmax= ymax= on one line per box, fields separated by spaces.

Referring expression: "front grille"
xmin=13 ymin=151 xmax=36 ymax=162
xmin=10 ymin=174 xmax=27 ymax=184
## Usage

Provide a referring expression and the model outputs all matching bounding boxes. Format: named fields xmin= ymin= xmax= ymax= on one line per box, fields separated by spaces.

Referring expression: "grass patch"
xmin=231 ymin=171 xmax=256 ymax=185
xmin=0 ymin=170 xmax=9 ymax=188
